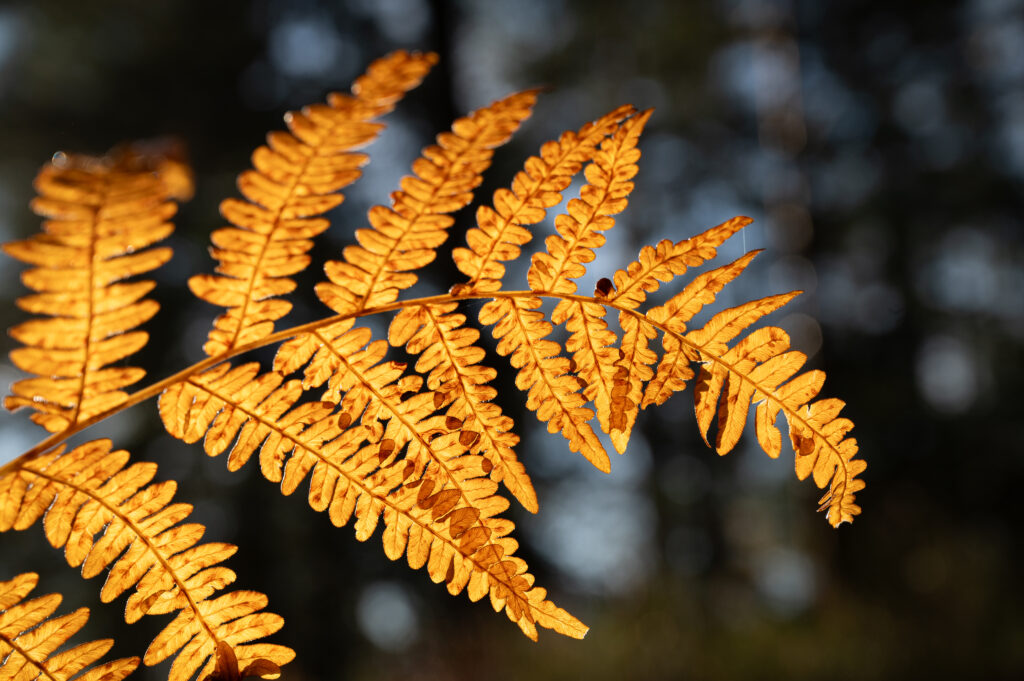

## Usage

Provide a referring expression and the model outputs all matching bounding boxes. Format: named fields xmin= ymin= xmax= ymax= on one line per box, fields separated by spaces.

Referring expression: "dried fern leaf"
xmin=0 ymin=572 xmax=139 ymax=681
xmin=480 ymin=296 xmax=609 ymax=472
xmin=688 ymin=293 xmax=800 ymax=448
xmin=679 ymin=291 xmax=865 ymax=526
xmin=3 ymin=149 xmax=187 ymax=433
xmin=597 ymin=215 xmax=751 ymax=452
xmin=642 ymin=250 xmax=761 ymax=408
xmin=317 ymin=90 xmax=540 ymax=315
xmin=453 ymin=104 xmax=635 ymax=292
xmin=207 ymin=640 xmax=283 ymax=681
xmin=159 ymin=357 xmax=586 ymax=640
xmin=389 ymin=303 xmax=537 ymax=512
xmin=791 ymin=398 xmax=864 ymax=525
xmin=0 ymin=441 xmax=294 ymax=681
xmin=528 ymin=110 xmax=651 ymax=294
xmin=553 ymin=298 xmax=620 ymax=440
xmin=606 ymin=214 xmax=752 ymax=310
xmin=190 ymin=50 xmax=437 ymax=356
xmin=514 ymin=111 xmax=652 ymax=453
xmin=607 ymin=312 xmax=659 ymax=453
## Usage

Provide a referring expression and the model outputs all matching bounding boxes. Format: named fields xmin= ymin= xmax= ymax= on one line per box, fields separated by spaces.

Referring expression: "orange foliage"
xmin=1 ymin=50 xmax=864 ymax=681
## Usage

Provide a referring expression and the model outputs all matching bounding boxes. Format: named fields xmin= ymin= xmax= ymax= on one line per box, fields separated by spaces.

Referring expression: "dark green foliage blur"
xmin=0 ymin=1 xmax=1021 ymax=679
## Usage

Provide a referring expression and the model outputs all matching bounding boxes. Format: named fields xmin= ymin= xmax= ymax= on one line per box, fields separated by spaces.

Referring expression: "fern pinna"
xmin=0 ymin=50 xmax=865 ymax=680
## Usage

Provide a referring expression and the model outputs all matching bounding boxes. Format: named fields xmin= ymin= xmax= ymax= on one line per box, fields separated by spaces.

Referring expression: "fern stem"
xmin=71 ymin=179 xmax=102 ymax=427
xmin=4 ymin=288 xmax=857 ymax=494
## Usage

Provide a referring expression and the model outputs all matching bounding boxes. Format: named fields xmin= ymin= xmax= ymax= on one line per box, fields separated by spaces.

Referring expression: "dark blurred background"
xmin=1 ymin=1 xmax=1022 ymax=679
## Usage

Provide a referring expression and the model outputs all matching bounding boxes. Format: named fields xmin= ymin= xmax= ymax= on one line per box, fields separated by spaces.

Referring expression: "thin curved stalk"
xmin=4 ymin=288 xmax=851 ymax=491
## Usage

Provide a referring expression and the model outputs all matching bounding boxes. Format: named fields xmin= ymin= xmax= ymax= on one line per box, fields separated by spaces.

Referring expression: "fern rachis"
xmin=1 ymin=50 xmax=864 ymax=680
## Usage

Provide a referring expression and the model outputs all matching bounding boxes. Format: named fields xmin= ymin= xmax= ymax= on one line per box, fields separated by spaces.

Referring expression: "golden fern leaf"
xmin=597 ymin=215 xmax=752 ymax=452
xmin=3 ymin=148 xmax=189 ymax=433
xmin=159 ymin=355 xmax=586 ymax=640
xmin=0 ymin=440 xmax=294 ymax=681
xmin=790 ymin=397 xmax=864 ymax=526
xmin=606 ymin=214 xmax=753 ymax=310
xmin=389 ymin=303 xmax=537 ymax=512
xmin=675 ymin=289 xmax=865 ymax=526
xmin=189 ymin=50 xmax=437 ymax=356
xmin=316 ymin=90 xmax=540 ymax=315
xmin=528 ymin=110 xmax=651 ymax=295
xmin=0 ymin=572 xmax=139 ymax=681
xmin=607 ymin=313 xmax=659 ymax=453
xmin=471 ymin=112 xmax=652 ymax=468
xmin=479 ymin=296 xmax=608 ymax=472
xmin=452 ymin=104 xmax=635 ymax=292
xmin=642 ymin=250 xmax=761 ymax=408
xmin=517 ymin=111 xmax=652 ymax=454
xmin=207 ymin=640 xmax=284 ymax=681
xmin=590 ymin=214 xmax=866 ymax=525
xmin=556 ymin=298 xmax=620 ymax=438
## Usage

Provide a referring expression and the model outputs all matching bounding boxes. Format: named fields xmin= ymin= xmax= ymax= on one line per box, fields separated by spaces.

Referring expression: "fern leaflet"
xmin=453 ymin=104 xmax=634 ymax=292
xmin=0 ymin=571 xmax=139 ymax=681
xmin=607 ymin=215 xmax=753 ymax=310
xmin=389 ymin=303 xmax=537 ymax=512
xmin=3 ymin=149 xmax=189 ymax=433
xmin=480 ymin=296 xmax=609 ymax=471
xmin=189 ymin=50 xmax=437 ymax=356
xmin=317 ymin=89 xmax=539 ymax=314
xmin=0 ymin=441 xmax=293 ymax=681
xmin=159 ymin=356 xmax=585 ymax=640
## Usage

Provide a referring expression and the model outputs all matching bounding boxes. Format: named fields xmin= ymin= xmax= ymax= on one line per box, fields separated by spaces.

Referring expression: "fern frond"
xmin=517 ymin=110 xmax=652 ymax=453
xmin=0 ymin=441 xmax=294 ymax=681
xmin=553 ymin=298 xmax=620 ymax=441
xmin=688 ymin=294 xmax=800 ymax=445
xmin=452 ymin=104 xmax=635 ymax=292
xmin=596 ymin=216 xmax=753 ymax=452
xmin=0 ymin=572 xmax=139 ymax=681
xmin=317 ymin=90 xmax=539 ymax=315
xmin=479 ymin=296 xmax=609 ymax=472
xmin=666 ymin=287 xmax=865 ymax=526
xmin=159 ymin=355 xmax=586 ymax=640
xmin=642 ymin=250 xmax=761 ymax=408
xmin=389 ymin=303 xmax=537 ymax=512
xmin=3 ymin=149 xmax=187 ymax=433
xmin=528 ymin=110 xmax=651 ymax=294
xmin=189 ymin=50 xmax=437 ymax=356
xmin=607 ymin=312 xmax=659 ymax=453
xmin=606 ymin=214 xmax=753 ymax=310
xmin=0 ymin=48 xmax=871 ymax=674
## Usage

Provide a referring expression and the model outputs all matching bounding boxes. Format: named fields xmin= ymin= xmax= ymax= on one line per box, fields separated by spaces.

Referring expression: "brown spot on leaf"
xmin=378 ymin=438 xmax=395 ymax=462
